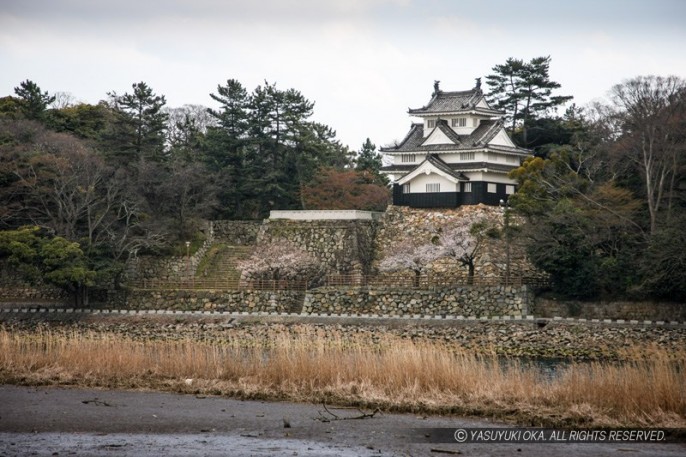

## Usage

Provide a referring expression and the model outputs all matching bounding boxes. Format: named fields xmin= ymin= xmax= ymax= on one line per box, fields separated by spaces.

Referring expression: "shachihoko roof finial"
xmin=433 ymin=80 xmax=440 ymax=95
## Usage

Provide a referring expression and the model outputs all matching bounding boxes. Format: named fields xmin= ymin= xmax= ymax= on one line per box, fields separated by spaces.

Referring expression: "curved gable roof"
xmin=380 ymin=119 xmax=529 ymax=155
xmin=397 ymin=154 xmax=469 ymax=186
xmin=408 ymin=89 xmax=503 ymax=116
xmin=420 ymin=119 xmax=462 ymax=147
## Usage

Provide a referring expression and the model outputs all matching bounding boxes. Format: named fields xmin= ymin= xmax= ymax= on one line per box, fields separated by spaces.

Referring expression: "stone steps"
xmin=197 ymin=245 xmax=255 ymax=281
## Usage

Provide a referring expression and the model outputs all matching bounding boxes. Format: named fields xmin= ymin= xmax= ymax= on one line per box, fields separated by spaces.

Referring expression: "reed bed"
xmin=0 ymin=327 xmax=684 ymax=427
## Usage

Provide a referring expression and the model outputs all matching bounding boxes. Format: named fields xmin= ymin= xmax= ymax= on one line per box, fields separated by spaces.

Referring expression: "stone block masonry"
xmin=117 ymin=289 xmax=305 ymax=313
xmin=5 ymin=314 xmax=682 ymax=361
xmin=109 ymin=284 xmax=529 ymax=317
xmin=0 ymin=284 xmax=69 ymax=303
xmin=210 ymin=221 xmax=261 ymax=245
xmin=302 ymin=285 xmax=530 ymax=317
xmin=532 ymin=298 xmax=686 ymax=322
xmin=257 ymin=219 xmax=378 ymax=275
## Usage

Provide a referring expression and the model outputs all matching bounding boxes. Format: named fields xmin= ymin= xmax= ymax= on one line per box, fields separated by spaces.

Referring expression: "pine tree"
xmin=13 ymin=80 xmax=55 ymax=120
xmin=204 ymin=78 xmax=352 ymax=219
xmin=355 ymin=138 xmax=387 ymax=184
xmin=485 ymin=56 xmax=572 ymax=146
xmin=105 ymin=82 xmax=168 ymax=164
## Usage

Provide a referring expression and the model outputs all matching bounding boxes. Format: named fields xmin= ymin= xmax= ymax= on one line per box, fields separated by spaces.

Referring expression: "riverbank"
xmin=3 ymin=385 xmax=684 ymax=457
xmin=1 ymin=310 xmax=685 ymax=360
xmin=1 ymin=314 xmax=685 ymax=429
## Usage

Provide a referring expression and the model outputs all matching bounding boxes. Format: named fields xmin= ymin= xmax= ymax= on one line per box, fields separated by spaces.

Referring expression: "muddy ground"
xmin=0 ymin=385 xmax=683 ymax=457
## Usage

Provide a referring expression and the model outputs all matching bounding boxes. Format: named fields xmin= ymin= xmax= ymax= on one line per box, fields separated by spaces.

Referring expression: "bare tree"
xmin=7 ymin=125 xmax=166 ymax=266
xmin=165 ymin=104 xmax=216 ymax=147
xmin=15 ymin=131 xmax=106 ymax=241
xmin=609 ymin=75 xmax=686 ymax=234
xmin=50 ymin=91 xmax=77 ymax=110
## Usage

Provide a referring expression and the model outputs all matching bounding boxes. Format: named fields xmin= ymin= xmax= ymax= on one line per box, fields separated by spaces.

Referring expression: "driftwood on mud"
xmin=316 ymin=403 xmax=381 ymax=422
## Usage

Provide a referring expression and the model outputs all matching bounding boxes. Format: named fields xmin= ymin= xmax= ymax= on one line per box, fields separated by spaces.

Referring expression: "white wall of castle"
xmin=405 ymin=172 xmax=459 ymax=193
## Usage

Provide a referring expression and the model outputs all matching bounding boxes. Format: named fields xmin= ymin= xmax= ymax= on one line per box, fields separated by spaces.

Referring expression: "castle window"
xmin=459 ymin=151 xmax=475 ymax=161
xmin=426 ymin=183 xmax=440 ymax=193
xmin=452 ymin=118 xmax=467 ymax=127
xmin=473 ymin=118 xmax=479 ymax=127
xmin=506 ymin=155 xmax=517 ymax=164
xmin=402 ymin=183 xmax=411 ymax=194
xmin=487 ymin=183 xmax=497 ymax=193
xmin=401 ymin=154 xmax=416 ymax=163
xmin=488 ymin=152 xmax=498 ymax=162
xmin=427 ymin=119 xmax=436 ymax=129
xmin=506 ymin=185 xmax=515 ymax=195
xmin=464 ymin=183 xmax=472 ymax=193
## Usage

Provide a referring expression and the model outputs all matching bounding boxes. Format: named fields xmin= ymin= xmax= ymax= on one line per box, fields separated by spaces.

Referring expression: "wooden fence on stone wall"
xmin=324 ymin=274 xmax=549 ymax=289
xmin=131 ymin=274 xmax=550 ymax=291
xmin=131 ymin=278 xmax=310 ymax=291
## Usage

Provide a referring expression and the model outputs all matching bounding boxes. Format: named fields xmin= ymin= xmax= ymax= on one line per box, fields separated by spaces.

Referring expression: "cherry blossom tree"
xmin=378 ymin=239 xmax=441 ymax=287
xmin=237 ymin=241 xmax=324 ymax=286
xmin=379 ymin=210 xmax=499 ymax=286
xmin=437 ymin=220 xmax=494 ymax=284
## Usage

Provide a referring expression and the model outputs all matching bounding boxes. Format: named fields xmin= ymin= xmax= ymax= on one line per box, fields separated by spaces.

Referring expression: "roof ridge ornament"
xmin=433 ymin=80 xmax=440 ymax=96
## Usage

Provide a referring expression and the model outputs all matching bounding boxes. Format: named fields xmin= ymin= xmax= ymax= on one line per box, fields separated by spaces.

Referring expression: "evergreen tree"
xmin=13 ymin=80 xmax=55 ymax=120
xmin=355 ymin=138 xmax=387 ymax=184
xmin=207 ymin=79 xmax=250 ymax=166
xmin=0 ymin=227 xmax=96 ymax=306
xmin=167 ymin=112 xmax=203 ymax=162
xmin=486 ymin=56 xmax=572 ymax=146
xmin=205 ymin=80 xmax=252 ymax=218
xmin=105 ymin=82 xmax=168 ymax=164
xmin=46 ymin=102 xmax=113 ymax=141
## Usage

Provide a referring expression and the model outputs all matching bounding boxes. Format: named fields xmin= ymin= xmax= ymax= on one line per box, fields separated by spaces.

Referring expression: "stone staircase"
xmin=196 ymin=244 xmax=255 ymax=283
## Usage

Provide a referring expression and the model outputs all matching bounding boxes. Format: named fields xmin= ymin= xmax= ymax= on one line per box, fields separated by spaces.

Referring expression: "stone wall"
xmin=116 ymin=289 xmax=305 ymax=313
xmin=302 ymin=285 xmax=530 ymax=317
xmin=257 ymin=219 xmax=378 ymax=275
xmin=125 ymin=241 xmax=212 ymax=283
xmin=0 ymin=284 xmax=69 ymax=303
xmin=210 ymin=221 xmax=261 ymax=245
xmin=5 ymin=316 xmax=682 ymax=361
xmin=269 ymin=210 xmax=382 ymax=220
xmin=375 ymin=205 xmax=545 ymax=281
xmin=0 ymin=263 xmax=70 ymax=303
xmin=124 ymin=221 xmax=260 ymax=284
xmin=105 ymin=283 xmax=529 ymax=318
xmin=532 ymin=297 xmax=686 ymax=321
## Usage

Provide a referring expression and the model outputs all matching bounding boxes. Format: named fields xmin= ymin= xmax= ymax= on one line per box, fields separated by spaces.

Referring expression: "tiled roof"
xmin=382 ymin=123 xmax=423 ymax=152
xmin=424 ymin=154 xmax=470 ymax=181
xmin=408 ymin=89 xmax=503 ymax=115
xmin=380 ymin=120 xmax=529 ymax=154
xmin=429 ymin=119 xmax=463 ymax=146
xmin=381 ymin=161 xmax=519 ymax=175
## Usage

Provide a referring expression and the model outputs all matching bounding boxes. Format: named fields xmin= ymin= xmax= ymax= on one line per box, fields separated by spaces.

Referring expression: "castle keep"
xmin=381 ymin=80 xmax=532 ymax=208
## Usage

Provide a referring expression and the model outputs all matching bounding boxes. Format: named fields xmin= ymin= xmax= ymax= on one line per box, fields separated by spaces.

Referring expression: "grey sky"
xmin=1 ymin=0 xmax=685 ymax=150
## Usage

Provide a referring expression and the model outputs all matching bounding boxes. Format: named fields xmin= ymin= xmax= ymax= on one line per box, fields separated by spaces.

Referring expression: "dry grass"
xmin=1 ymin=326 xmax=684 ymax=427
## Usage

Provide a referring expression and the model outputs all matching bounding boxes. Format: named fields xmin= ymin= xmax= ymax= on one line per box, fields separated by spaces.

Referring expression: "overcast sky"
xmin=1 ymin=0 xmax=685 ymax=150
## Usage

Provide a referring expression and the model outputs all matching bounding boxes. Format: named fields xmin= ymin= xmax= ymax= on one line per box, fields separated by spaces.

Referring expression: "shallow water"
xmin=0 ymin=432 xmax=378 ymax=457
